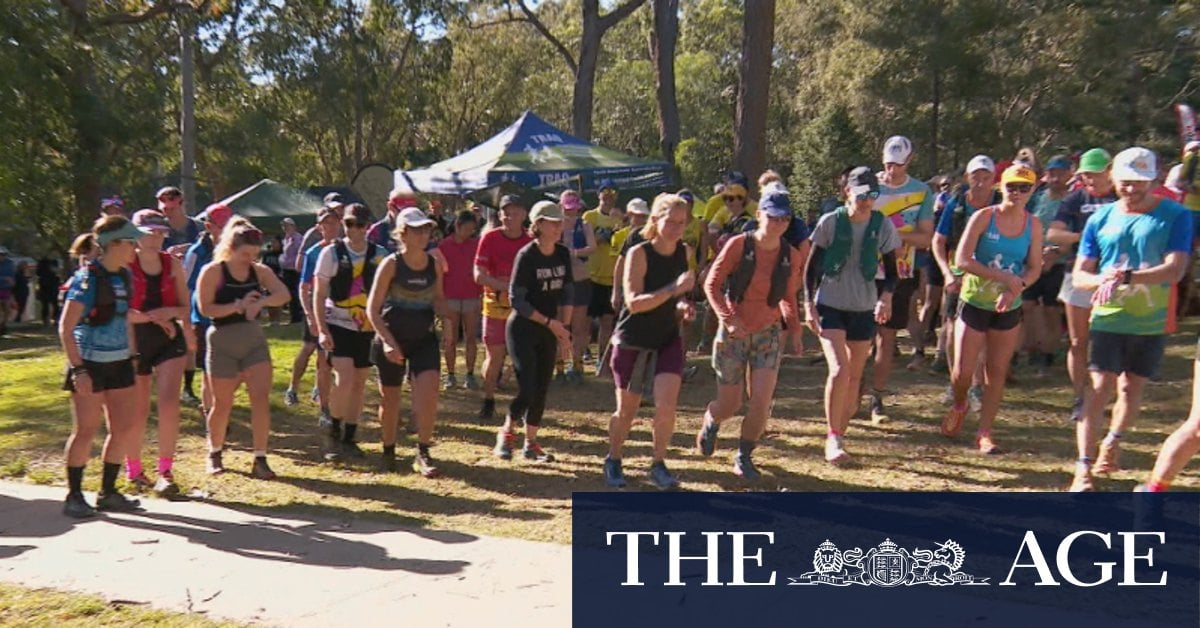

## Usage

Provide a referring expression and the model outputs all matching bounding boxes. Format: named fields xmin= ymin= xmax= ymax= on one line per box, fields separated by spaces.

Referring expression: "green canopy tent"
xmin=220 ymin=179 xmax=324 ymax=232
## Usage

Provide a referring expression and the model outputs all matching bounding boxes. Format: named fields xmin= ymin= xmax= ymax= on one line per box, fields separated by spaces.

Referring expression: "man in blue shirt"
xmin=182 ymin=203 xmax=233 ymax=409
xmin=1069 ymin=147 xmax=1193 ymax=492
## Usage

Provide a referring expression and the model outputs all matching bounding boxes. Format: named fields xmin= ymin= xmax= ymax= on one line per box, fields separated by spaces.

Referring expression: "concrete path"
xmin=0 ymin=481 xmax=570 ymax=626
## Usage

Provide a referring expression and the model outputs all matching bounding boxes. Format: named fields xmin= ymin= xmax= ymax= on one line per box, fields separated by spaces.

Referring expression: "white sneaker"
xmin=940 ymin=386 xmax=954 ymax=406
xmin=825 ymin=435 xmax=849 ymax=464
xmin=968 ymin=386 xmax=983 ymax=413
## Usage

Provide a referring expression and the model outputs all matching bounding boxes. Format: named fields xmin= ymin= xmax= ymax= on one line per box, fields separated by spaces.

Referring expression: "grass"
xmin=0 ymin=582 xmax=241 ymax=627
xmin=2 ymin=320 xmax=1198 ymax=546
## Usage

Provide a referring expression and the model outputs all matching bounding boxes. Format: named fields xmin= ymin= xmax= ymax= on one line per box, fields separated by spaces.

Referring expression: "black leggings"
xmin=505 ymin=315 xmax=556 ymax=427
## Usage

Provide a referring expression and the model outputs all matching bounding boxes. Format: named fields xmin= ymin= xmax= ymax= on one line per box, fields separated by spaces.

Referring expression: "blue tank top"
xmin=961 ymin=207 xmax=1032 ymax=311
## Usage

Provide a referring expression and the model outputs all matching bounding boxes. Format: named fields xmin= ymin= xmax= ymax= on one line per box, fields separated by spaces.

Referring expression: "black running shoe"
xmin=341 ymin=440 xmax=366 ymax=459
xmin=523 ymin=441 xmax=555 ymax=463
xmin=251 ymin=457 xmax=277 ymax=480
xmin=95 ymin=491 xmax=142 ymax=513
xmin=63 ymin=492 xmax=96 ymax=519
xmin=479 ymin=398 xmax=496 ymax=421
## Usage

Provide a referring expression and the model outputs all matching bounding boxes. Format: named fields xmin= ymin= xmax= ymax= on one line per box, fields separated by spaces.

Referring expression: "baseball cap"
xmin=965 ymin=155 xmax=995 ymax=174
xmin=155 ymin=186 xmax=182 ymax=200
xmin=625 ymin=198 xmax=649 ymax=216
xmin=1045 ymin=155 xmax=1073 ymax=171
xmin=388 ymin=188 xmax=418 ymax=211
xmin=1077 ymin=148 xmax=1112 ymax=173
xmin=883 ymin=135 xmax=913 ymax=165
xmin=281 ymin=217 xmax=296 ymax=226
xmin=559 ymin=192 xmax=584 ymax=211
xmin=597 ymin=178 xmax=617 ymax=191
xmin=726 ymin=171 xmax=749 ymax=188
xmin=1000 ymin=164 xmax=1038 ymax=186
xmin=323 ymin=192 xmax=346 ymax=209
xmin=200 ymin=203 xmax=234 ymax=228
xmin=759 ymin=192 xmax=792 ymax=218
xmin=97 ymin=220 xmax=154 ymax=246
xmin=1185 ymin=140 xmax=1200 ymax=153
xmin=1166 ymin=163 xmax=1185 ymax=190
xmin=846 ymin=166 xmax=880 ymax=198
xmin=499 ymin=194 xmax=523 ymax=210
xmin=132 ymin=209 xmax=171 ymax=232
xmin=1110 ymin=147 xmax=1157 ymax=182
xmin=530 ymin=201 xmax=564 ymax=222
xmin=398 ymin=206 xmax=435 ymax=228
xmin=677 ymin=189 xmax=695 ymax=204
xmin=316 ymin=206 xmax=340 ymax=222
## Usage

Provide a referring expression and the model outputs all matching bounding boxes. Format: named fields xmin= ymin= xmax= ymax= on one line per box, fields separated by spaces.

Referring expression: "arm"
xmin=623 ymin=246 xmax=692 ymax=315
xmin=197 ymin=264 xmax=249 ymax=320
xmin=900 ymin=217 xmax=933 ymax=249
xmin=932 ymin=233 xmax=956 ymax=284
xmin=804 ymin=244 xmax=825 ymax=304
xmin=1046 ymin=220 xmax=1080 ymax=246
xmin=508 ymin=249 xmax=538 ymax=320
xmin=611 ymin=253 xmax=626 ymax=309
xmin=253 ymin=263 xmax=291 ymax=307
xmin=59 ymin=299 xmax=85 ymax=369
xmin=432 ymin=254 xmax=448 ymax=320
xmin=365 ymin=256 xmax=401 ymax=354
xmin=312 ymin=248 xmax=334 ymax=346
xmin=703 ymin=236 xmax=741 ymax=325
xmin=1022 ymin=219 xmax=1045 ymax=287
xmin=779 ymin=247 xmax=803 ymax=329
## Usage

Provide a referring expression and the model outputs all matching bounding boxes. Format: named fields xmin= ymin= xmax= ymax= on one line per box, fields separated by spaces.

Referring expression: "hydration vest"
xmin=329 ymin=240 xmax=379 ymax=302
xmin=723 ymin=235 xmax=792 ymax=308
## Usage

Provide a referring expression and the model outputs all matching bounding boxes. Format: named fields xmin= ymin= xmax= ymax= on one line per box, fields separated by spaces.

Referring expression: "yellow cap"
xmin=1000 ymin=164 xmax=1037 ymax=186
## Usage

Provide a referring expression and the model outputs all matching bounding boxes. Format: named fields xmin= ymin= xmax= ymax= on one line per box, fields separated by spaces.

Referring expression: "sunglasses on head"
xmin=1005 ymin=183 xmax=1033 ymax=193
xmin=723 ymin=195 xmax=745 ymax=203
xmin=235 ymin=228 xmax=264 ymax=245
xmin=854 ymin=190 xmax=880 ymax=201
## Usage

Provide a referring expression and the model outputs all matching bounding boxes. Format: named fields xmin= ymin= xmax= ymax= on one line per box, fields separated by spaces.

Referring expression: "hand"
xmin=1004 ymin=274 xmax=1024 ymax=295
xmin=943 ymin=275 xmax=962 ymax=294
xmin=678 ymin=300 xmax=696 ymax=322
xmin=548 ymin=318 xmax=571 ymax=342
xmin=71 ymin=370 xmax=93 ymax=395
xmin=995 ymin=290 xmax=1016 ymax=313
xmin=1092 ymin=275 xmax=1120 ymax=306
xmin=674 ymin=271 xmax=696 ymax=296
xmin=318 ymin=329 xmax=334 ymax=352
xmin=805 ymin=302 xmax=820 ymax=335
xmin=157 ymin=320 xmax=177 ymax=338
xmin=874 ymin=297 xmax=892 ymax=324
xmin=1042 ymin=246 xmax=1061 ymax=265
xmin=384 ymin=343 xmax=405 ymax=364
xmin=611 ymin=293 xmax=622 ymax=314
xmin=241 ymin=291 xmax=264 ymax=320
xmin=308 ymin=319 xmax=320 ymax=338
xmin=724 ymin=315 xmax=748 ymax=339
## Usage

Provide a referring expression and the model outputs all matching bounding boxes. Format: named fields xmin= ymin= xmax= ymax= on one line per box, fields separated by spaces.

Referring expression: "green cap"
xmin=97 ymin=221 xmax=153 ymax=246
xmin=529 ymin=201 xmax=564 ymax=222
xmin=1077 ymin=148 xmax=1111 ymax=173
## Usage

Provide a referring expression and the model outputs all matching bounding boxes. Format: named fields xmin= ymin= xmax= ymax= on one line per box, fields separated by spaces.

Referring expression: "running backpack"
xmin=947 ymin=186 xmax=1001 ymax=250
xmin=722 ymin=235 xmax=792 ymax=308
xmin=329 ymin=240 xmax=379 ymax=302
xmin=81 ymin=261 xmax=130 ymax=327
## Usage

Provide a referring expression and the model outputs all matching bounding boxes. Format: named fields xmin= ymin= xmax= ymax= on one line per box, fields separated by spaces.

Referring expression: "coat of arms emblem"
xmin=789 ymin=538 xmax=989 ymax=587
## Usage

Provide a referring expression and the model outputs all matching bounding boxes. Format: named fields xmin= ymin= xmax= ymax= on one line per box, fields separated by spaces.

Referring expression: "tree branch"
xmin=597 ymin=0 xmax=648 ymax=33
xmin=512 ymin=0 xmax=577 ymax=73
xmin=93 ymin=1 xmax=202 ymax=28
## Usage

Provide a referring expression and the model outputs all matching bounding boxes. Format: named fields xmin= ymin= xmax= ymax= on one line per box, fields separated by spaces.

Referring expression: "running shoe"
xmin=380 ymin=451 xmax=397 ymax=473
xmin=1094 ymin=438 xmax=1121 ymax=474
xmin=127 ymin=471 xmax=153 ymax=491
xmin=733 ymin=451 xmax=760 ymax=480
xmin=153 ymin=472 xmax=180 ymax=498
xmin=251 ymin=457 xmax=277 ymax=480
xmin=968 ymin=386 xmax=983 ymax=413
xmin=494 ymin=429 xmax=517 ymax=460
xmin=182 ymin=390 xmax=202 ymax=407
xmin=1132 ymin=486 xmax=1165 ymax=531
xmin=479 ymin=398 xmax=496 ymax=421
xmin=976 ymin=433 xmax=1002 ymax=455
xmin=554 ymin=371 xmax=568 ymax=386
xmin=825 ymin=434 xmax=849 ymax=464
xmin=464 ymin=373 xmax=480 ymax=390
xmin=206 ymin=451 xmax=225 ymax=475
xmin=681 ymin=365 xmax=700 ymax=383
xmin=603 ymin=456 xmax=626 ymax=488
xmin=648 ymin=461 xmax=680 ymax=491
xmin=323 ymin=429 xmax=343 ymax=462
xmin=1068 ymin=463 xmax=1094 ymax=492
xmin=442 ymin=373 xmax=458 ymax=391
xmin=695 ymin=417 xmax=720 ymax=457
xmin=940 ymin=385 xmax=954 ymax=406
xmin=413 ymin=449 xmax=440 ymax=478
xmin=1069 ymin=397 xmax=1083 ymax=422
xmin=869 ymin=394 xmax=888 ymax=424
xmin=941 ymin=403 xmax=967 ymax=437
xmin=906 ymin=353 xmax=926 ymax=372
xmin=523 ymin=441 xmax=555 ymax=463
xmin=284 ymin=388 xmax=299 ymax=407
xmin=317 ymin=408 xmax=333 ymax=429
xmin=95 ymin=491 xmax=142 ymax=513
xmin=928 ymin=355 xmax=949 ymax=374
xmin=310 ymin=387 xmax=320 ymax=404
xmin=63 ymin=493 xmax=96 ymax=519
xmin=341 ymin=440 xmax=366 ymax=460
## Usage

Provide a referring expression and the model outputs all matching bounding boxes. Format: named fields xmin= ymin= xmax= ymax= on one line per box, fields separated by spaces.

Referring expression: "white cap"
xmin=760 ymin=181 xmax=788 ymax=196
xmin=1186 ymin=140 xmax=1200 ymax=152
xmin=1110 ymin=147 xmax=1157 ymax=182
xmin=965 ymin=154 xmax=995 ymax=174
xmin=625 ymin=198 xmax=649 ymax=216
xmin=1165 ymin=163 xmax=1185 ymax=190
xmin=883 ymin=135 xmax=913 ymax=165
xmin=398 ymin=206 xmax=435 ymax=227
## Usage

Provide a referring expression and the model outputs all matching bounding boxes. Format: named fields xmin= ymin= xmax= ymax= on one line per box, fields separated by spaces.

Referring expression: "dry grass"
xmin=0 ymin=582 xmax=242 ymax=627
xmin=2 ymin=320 xmax=1198 ymax=546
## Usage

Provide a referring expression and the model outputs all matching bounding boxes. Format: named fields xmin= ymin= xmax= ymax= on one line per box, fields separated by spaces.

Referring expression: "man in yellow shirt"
xmin=583 ymin=179 xmax=625 ymax=375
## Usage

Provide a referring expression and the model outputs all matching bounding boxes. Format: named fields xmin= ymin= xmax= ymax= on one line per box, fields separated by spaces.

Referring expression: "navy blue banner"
xmin=573 ymin=493 xmax=1200 ymax=628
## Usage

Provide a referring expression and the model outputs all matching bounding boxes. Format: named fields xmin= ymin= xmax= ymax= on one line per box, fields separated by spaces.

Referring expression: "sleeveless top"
xmin=383 ymin=252 xmax=437 ymax=343
xmin=614 ymin=240 xmax=688 ymax=350
xmin=131 ymin=252 xmax=178 ymax=311
xmin=212 ymin=262 xmax=261 ymax=327
xmin=961 ymin=207 xmax=1033 ymax=312
xmin=571 ymin=218 xmax=588 ymax=260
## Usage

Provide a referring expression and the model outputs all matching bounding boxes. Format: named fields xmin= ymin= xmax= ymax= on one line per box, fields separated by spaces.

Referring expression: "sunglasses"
xmin=343 ymin=219 xmax=366 ymax=229
xmin=854 ymin=190 xmax=881 ymax=201
xmin=158 ymin=193 xmax=181 ymax=201
xmin=723 ymin=195 xmax=745 ymax=203
xmin=1005 ymin=183 xmax=1033 ymax=194
xmin=235 ymin=228 xmax=264 ymax=246
xmin=765 ymin=214 xmax=791 ymax=223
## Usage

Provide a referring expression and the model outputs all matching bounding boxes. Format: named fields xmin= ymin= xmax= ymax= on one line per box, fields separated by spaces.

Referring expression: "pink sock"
xmin=828 ymin=430 xmax=843 ymax=438
xmin=126 ymin=457 xmax=143 ymax=480
xmin=157 ymin=457 xmax=173 ymax=475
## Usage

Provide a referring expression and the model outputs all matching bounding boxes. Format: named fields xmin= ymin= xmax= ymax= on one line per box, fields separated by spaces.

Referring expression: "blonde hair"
xmin=213 ymin=216 xmax=263 ymax=263
xmin=641 ymin=193 xmax=688 ymax=241
xmin=70 ymin=232 xmax=97 ymax=258
xmin=758 ymin=169 xmax=783 ymax=190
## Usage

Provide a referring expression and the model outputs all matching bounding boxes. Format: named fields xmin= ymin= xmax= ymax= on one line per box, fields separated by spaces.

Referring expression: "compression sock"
xmin=157 ymin=457 xmax=173 ymax=475
xmin=101 ymin=462 xmax=120 ymax=495
xmin=67 ymin=465 xmax=84 ymax=495
xmin=1145 ymin=481 xmax=1169 ymax=492
xmin=125 ymin=457 xmax=143 ymax=480
xmin=418 ymin=442 xmax=431 ymax=456
xmin=328 ymin=418 xmax=342 ymax=437
xmin=342 ymin=423 xmax=358 ymax=443
xmin=184 ymin=369 xmax=196 ymax=395
xmin=382 ymin=444 xmax=396 ymax=458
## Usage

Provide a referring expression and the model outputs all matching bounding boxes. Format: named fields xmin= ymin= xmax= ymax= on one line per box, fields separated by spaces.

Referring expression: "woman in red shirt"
xmin=438 ymin=211 xmax=483 ymax=389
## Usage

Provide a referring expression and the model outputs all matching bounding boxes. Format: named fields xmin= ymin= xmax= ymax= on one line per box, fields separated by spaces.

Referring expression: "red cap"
xmin=201 ymin=203 xmax=234 ymax=228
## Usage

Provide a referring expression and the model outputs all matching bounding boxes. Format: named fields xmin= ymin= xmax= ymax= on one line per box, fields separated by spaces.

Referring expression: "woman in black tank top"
xmin=366 ymin=208 xmax=445 ymax=477
xmin=196 ymin=217 xmax=291 ymax=480
xmin=604 ymin=195 xmax=696 ymax=490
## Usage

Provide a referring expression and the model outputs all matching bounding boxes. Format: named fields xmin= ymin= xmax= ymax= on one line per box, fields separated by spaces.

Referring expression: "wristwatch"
xmin=1122 ymin=269 xmax=1133 ymax=285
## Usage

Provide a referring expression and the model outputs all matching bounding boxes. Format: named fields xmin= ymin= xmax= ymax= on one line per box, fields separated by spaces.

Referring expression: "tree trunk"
xmin=572 ymin=2 xmax=603 ymax=140
xmin=930 ymin=64 xmax=941 ymax=174
xmin=650 ymin=0 xmax=680 ymax=165
xmin=180 ymin=11 xmax=197 ymax=214
xmin=733 ymin=0 xmax=775 ymax=184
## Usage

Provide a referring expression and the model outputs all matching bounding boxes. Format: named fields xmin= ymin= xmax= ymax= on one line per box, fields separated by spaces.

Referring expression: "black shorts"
xmin=62 ymin=358 xmax=135 ymax=393
xmin=589 ymin=282 xmax=615 ymax=317
xmin=328 ymin=325 xmax=375 ymax=368
xmin=959 ymin=301 xmax=1022 ymax=332
xmin=134 ymin=322 xmax=188 ymax=376
xmin=927 ymin=263 xmax=945 ymax=288
xmin=194 ymin=321 xmax=209 ymax=372
xmin=1090 ymin=330 xmax=1166 ymax=379
xmin=1021 ymin=264 xmax=1065 ymax=306
xmin=816 ymin=304 xmax=876 ymax=342
xmin=875 ymin=277 xmax=918 ymax=330
xmin=372 ymin=333 xmax=440 ymax=387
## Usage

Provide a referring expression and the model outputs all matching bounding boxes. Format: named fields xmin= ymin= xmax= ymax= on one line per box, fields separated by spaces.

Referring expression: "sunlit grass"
xmin=0 ymin=582 xmax=242 ymax=627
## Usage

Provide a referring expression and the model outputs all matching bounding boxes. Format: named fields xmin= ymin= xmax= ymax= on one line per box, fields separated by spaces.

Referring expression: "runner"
xmin=941 ymin=165 xmax=1045 ymax=454
xmin=583 ymin=180 xmax=624 ymax=377
xmin=696 ymin=191 xmax=804 ymax=478
xmin=699 ymin=173 xmax=758 ymax=353
xmin=124 ymin=210 xmax=193 ymax=497
xmin=286 ymin=205 xmax=339 ymax=423
xmin=183 ymin=204 xmax=233 ymax=412
xmin=870 ymin=136 xmax=935 ymax=421
xmin=604 ymin=194 xmax=695 ymax=489
xmin=155 ymin=186 xmax=202 ymax=255
xmin=59 ymin=216 xmax=150 ymax=517
xmin=366 ymin=207 xmax=445 ymax=476
xmin=1047 ymin=148 xmax=1117 ymax=421
xmin=805 ymin=167 xmax=901 ymax=463
xmin=610 ymin=198 xmax=651 ymax=313
xmin=196 ymin=217 xmax=290 ymax=478
xmin=314 ymin=203 xmax=387 ymax=461
xmin=558 ymin=189 xmax=596 ymax=384
xmin=494 ymin=201 xmax=573 ymax=463
xmin=1020 ymin=155 xmax=1073 ymax=375
xmin=1069 ymin=147 xmax=1193 ymax=491
xmin=438 ymin=210 xmax=482 ymax=390
xmin=474 ymin=195 xmax=532 ymax=420
xmin=1137 ymin=338 xmax=1200 ymax=492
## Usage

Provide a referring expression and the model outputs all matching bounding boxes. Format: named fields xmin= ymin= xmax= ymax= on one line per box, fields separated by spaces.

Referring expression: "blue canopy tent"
xmin=394 ymin=111 xmax=673 ymax=196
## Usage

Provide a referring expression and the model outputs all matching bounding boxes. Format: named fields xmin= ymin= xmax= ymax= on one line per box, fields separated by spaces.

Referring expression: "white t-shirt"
xmin=316 ymin=239 xmax=385 ymax=332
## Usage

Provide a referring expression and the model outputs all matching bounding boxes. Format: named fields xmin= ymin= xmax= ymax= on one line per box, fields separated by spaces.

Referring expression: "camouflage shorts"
xmin=712 ymin=323 xmax=783 ymax=386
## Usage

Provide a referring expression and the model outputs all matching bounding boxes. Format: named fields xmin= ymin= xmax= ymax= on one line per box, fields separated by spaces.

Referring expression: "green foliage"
xmin=791 ymin=103 xmax=868 ymax=214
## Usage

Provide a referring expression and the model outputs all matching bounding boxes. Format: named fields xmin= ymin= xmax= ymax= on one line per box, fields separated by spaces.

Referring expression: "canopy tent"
xmin=395 ymin=111 xmax=673 ymax=196
xmin=221 ymin=179 xmax=324 ymax=231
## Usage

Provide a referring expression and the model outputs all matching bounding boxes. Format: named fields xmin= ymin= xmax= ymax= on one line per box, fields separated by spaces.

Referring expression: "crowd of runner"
xmin=37 ymin=136 xmax=1200 ymax=517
